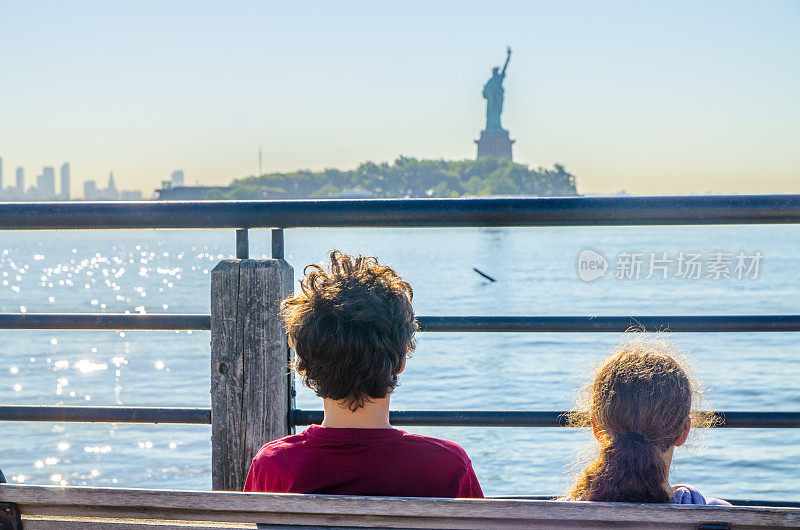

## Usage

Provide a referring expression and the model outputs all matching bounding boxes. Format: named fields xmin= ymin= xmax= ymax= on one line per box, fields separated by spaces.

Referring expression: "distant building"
xmin=60 ymin=163 xmax=71 ymax=200
xmin=105 ymin=172 xmax=119 ymax=200
xmin=84 ymin=180 xmax=99 ymax=200
xmin=171 ymin=170 xmax=185 ymax=187
xmin=15 ymin=167 xmax=24 ymax=193
xmin=120 ymin=190 xmax=143 ymax=200
xmin=82 ymin=172 xmax=141 ymax=200
xmin=35 ymin=166 xmax=56 ymax=200
xmin=152 ymin=170 xmax=229 ymax=199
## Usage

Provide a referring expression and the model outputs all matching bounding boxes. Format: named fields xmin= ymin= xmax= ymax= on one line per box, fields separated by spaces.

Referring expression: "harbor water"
xmin=1 ymin=225 xmax=798 ymax=499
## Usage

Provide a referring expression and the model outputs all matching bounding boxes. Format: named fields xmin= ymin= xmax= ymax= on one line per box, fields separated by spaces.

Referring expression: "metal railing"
xmin=4 ymin=313 xmax=800 ymax=332
xmin=3 ymin=195 xmax=800 ymax=228
xmin=1 ymin=200 xmax=799 ymax=440
xmin=1 ymin=406 xmax=798 ymax=429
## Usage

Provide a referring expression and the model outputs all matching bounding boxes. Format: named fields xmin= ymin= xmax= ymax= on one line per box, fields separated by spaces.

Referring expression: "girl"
xmin=565 ymin=339 xmax=729 ymax=505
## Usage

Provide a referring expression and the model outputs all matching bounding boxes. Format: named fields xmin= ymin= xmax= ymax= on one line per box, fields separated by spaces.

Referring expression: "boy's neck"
xmin=321 ymin=396 xmax=392 ymax=429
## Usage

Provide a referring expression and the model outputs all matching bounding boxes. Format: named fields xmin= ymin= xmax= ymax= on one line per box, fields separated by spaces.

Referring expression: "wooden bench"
xmin=1 ymin=484 xmax=799 ymax=529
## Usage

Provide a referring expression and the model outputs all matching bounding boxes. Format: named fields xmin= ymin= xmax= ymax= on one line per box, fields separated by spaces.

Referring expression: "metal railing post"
xmin=271 ymin=229 xmax=284 ymax=260
xmin=235 ymin=229 xmax=249 ymax=259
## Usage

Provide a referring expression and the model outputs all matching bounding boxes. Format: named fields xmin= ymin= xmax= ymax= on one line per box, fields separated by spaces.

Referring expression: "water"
xmin=1 ymin=226 xmax=798 ymax=499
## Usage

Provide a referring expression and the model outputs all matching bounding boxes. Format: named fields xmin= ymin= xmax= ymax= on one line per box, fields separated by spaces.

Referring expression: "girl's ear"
xmin=590 ymin=416 xmax=601 ymax=442
xmin=675 ymin=418 xmax=691 ymax=447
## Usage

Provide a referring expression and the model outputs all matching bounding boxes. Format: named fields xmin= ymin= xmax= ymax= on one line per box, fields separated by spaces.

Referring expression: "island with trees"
xmin=208 ymin=156 xmax=578 ymax=200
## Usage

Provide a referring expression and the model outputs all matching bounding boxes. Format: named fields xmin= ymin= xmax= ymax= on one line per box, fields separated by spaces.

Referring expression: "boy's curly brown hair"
xmin=281 ymin=250 xmax=417 ymax=411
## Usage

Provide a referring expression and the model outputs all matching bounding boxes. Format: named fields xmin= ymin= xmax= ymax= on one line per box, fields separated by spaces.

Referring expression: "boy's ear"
xmin=675 ymin=418 xmax=691 ymax=447
xmin=396 ymin=357 xmax=406 ymax=375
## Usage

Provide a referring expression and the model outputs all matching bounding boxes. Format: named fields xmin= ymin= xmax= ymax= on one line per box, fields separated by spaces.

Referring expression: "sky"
xmin=0 ymin=1 xmax=798 ymax=197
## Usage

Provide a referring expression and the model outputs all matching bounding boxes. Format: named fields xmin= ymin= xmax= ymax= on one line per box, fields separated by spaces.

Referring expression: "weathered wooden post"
xmin=210 ymin=257 xmax=293 ymax=491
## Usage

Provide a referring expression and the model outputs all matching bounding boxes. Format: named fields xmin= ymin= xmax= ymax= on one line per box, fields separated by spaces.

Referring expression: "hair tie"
xmin=622 ymin=431 xmax=647 ymax=444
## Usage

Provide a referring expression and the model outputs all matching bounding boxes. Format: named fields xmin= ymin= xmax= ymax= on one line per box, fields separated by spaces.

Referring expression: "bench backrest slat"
xmin=2 ymin=484 xmax=799 ymax=529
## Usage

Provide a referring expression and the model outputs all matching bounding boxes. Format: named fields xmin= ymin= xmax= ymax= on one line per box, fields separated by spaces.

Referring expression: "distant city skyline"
xmin=1 ymin=1 xmax=798 ymax=196
xmin=0 ymin=156 xmax=162 ymax=200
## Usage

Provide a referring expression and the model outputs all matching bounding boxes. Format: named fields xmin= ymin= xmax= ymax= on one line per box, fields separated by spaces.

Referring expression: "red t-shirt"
xmin=243 ymin=425 xmax=483 ymax=498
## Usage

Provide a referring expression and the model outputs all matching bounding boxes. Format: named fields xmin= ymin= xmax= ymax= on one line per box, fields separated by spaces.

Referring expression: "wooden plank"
xmin=22 ymin=515 xmax=255 ymax=529
xmin=19 ymin=507 xmax=687 ymax=529
xmin=211 ymin=259 xmax=294 ymax=491
xmin=19 ymin=514 xmax=662 ymax=530
xmin=211 ymin=260 xmax=244 ymax=491
xmin=2 ymin=485 xmax=799 ymax=528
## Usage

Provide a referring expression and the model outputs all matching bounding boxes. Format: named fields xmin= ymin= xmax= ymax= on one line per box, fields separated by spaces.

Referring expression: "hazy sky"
xmin=1 ymin=1 xmax=798 ymax=197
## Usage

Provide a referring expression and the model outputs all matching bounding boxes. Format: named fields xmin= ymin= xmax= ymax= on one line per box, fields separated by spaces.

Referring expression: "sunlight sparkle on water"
xmin=74 ymin=360 xmax=107 ymax=374
xmin=111 ymin=356 xmax=127 ymax=367
xmin=84 ymin=445 xmax=112 ymax=454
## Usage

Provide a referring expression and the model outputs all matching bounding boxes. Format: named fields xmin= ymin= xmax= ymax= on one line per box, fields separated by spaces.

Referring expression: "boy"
xmin=244 ymin=250 xmax=483 ymax=498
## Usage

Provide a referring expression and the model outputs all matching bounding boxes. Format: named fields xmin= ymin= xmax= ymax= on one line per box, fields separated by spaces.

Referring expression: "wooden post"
xmin=210 ymin=259 xmax=293 ymax=491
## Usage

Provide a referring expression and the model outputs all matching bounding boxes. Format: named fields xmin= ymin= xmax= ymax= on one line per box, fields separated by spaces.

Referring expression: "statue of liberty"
xmin=482 ymin=46 xmax=511 ymax=132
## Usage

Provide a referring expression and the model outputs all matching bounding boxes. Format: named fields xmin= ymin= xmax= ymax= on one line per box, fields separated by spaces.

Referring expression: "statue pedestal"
xmin=475 ymin=129 xmax=515 ymax=160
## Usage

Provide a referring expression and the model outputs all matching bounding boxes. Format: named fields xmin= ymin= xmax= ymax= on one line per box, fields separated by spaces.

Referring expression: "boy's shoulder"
xmin=253 ymin=431 xmax=311 ymax=461
xmin=396 ymin=431 xmax=473 ymax=465
xmin=403 ymin=431 xmax=469 ymax=460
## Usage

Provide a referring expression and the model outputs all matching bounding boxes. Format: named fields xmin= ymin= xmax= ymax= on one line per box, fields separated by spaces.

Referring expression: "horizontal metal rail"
xmin=0 ymin=406 xmax=211 ymax=424
xmin=418 ymin=315 xmax=800 ymax=333
xmin=3 ymin=314 xmax=800 ymax=332
xmin=293 ymin=410 xmax=800 ymax=428
xmin=2 ymin=195 xmax=800 ymax=229
xmin=2 ymin=406 xmax=798 ymax=428
xmin=0 ymin=313 xmax=210 ymax=330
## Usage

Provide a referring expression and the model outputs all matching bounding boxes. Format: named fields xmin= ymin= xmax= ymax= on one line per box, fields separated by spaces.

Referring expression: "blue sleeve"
xmin=673 ymin=484 xmax=731 ymax=505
